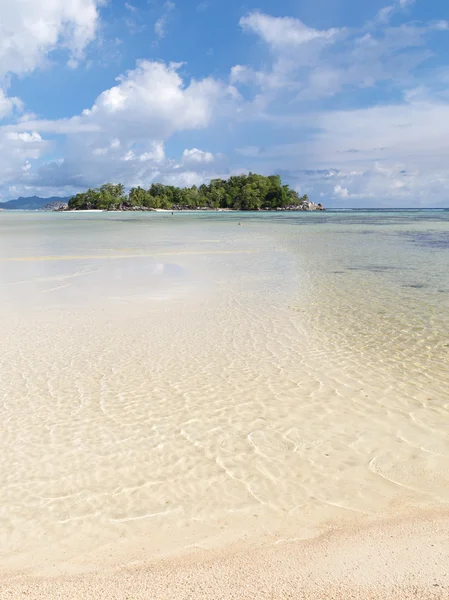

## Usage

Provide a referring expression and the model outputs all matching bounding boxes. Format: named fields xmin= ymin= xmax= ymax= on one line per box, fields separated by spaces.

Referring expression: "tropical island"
xmin=65 ymin=174 xmax=324 ymax=211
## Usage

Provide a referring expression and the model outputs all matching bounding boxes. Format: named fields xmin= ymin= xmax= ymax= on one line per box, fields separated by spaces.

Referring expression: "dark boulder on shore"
xmin=44 ymin=201 xmax=69 ymax=211
xmin=106 ymin=202 xmax=156 ymax=211
xmin=274 ymin=201 xmax=325 ymax=211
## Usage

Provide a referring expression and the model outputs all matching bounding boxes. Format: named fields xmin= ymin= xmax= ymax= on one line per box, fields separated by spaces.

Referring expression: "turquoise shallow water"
xmin=0 ymin=209 xmax=448 ymax=574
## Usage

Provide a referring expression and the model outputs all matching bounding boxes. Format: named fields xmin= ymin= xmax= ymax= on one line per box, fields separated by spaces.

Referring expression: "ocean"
xmin=0 ymin=209 xmax=448 ymax=574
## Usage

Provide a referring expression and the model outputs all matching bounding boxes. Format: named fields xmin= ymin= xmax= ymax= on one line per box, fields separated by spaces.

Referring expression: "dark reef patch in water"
xmin=346 ymin=265 xmax=403 ymax=273
xmin=403 ymin=230 xmax=449 ymax=250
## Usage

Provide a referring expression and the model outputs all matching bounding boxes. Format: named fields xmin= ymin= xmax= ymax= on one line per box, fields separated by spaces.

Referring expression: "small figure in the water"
xmin=238 ymin=222 xmax=241 ymax=225
xmin=171 ymin=211 xmax=174 ymax=215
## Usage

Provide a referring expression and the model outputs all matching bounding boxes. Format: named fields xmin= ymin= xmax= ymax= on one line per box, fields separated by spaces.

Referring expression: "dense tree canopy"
xmin=68 ymin=174 xmax=313 ymax=211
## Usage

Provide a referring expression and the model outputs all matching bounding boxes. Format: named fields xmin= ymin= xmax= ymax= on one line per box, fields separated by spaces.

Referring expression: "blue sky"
xmin=0 ymin=0 xmax=448 ymax=206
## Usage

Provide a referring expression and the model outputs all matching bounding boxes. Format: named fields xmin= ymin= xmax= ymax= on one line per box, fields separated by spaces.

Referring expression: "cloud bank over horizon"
xmin=0 ymin=0 xmax=448 ymax=207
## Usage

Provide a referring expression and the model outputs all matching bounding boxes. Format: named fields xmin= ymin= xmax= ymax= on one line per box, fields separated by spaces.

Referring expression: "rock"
xmin=42 ymin=202 xmax=69 ymax=211
xmin=106 ymin=204 xmax=156 ymax=212
xmin=271 ymin=202 xmax=325 ymax=211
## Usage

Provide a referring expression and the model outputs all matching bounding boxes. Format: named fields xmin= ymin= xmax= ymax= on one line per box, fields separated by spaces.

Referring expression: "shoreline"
xmin=3 ymin=509 xmax=448 ymax=599
xmin=52 ymin=206 xmax=325 ymax=213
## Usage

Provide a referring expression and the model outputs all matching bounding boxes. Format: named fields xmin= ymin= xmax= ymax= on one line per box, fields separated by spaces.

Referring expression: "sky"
xmin=0 ymin=0 xmax=449 ymax=207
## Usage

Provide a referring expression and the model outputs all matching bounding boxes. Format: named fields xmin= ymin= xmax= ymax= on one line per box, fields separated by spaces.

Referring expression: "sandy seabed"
xmin=2 ymin=511 xmax=448 ymax=599
xmin=2 ymin=212 xmax=449 ymax=599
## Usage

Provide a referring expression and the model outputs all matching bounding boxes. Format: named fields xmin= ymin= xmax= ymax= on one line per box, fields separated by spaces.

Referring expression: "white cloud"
xmin=228 ymin=4 xmax=449 ymax=205
xmin=6 ymin=131 xmax=42 ymax=143
xmin=0 ymin=0 xmax=101 ymax=147
xmin=1 ymin=130 xmax=47 ymax=160
xmin=1 ymin=60 xmax=237 ymax=194
xmin=232 ymin=85 xmax=449 ymax=206
xmin=334 ymin=184 xmax=349 ymax=198
xmin=81 ymin=60 xmax=232 ymax=139
xmin=0 ymin=0 xmax=101 ymax=76
xmin=9 ymin=60 xmax=233 ymax=137
xmin=313 ymin=98 xmax=449 ymax=172
xmin=154 ymin=1 xmax=175 ymax=39
xmin=312 ymin=98 xmax=449 ymax=205
xmin=236 ymin=7 xmax=448 ymax=100
xmin=0 ymin=127 xmax=51 ymax=199
xmin=182 ymin=148 xmax=214 ymax=164
xmin=0 ymin=89 xmax=22 ymax=119
xmin=239 ymin=12 xmax=339 ymax=49
xmin=120 ymin=141 xmax=166 ymax=163
xmin=371 ymin=0 xmax=415 ymax=26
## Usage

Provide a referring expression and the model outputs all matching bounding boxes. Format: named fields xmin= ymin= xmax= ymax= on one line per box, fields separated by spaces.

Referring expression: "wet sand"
xmin=3 ymin=511 xmax=448 ymax=599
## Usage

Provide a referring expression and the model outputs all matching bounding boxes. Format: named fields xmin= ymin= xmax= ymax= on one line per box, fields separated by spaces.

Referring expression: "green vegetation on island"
xmin=67 ymin=174 xmax=324 ymax=211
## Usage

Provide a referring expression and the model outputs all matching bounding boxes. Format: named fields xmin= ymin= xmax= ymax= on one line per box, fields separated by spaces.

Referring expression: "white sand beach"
xmin=2 ymin=511 xmax=448 ymax=599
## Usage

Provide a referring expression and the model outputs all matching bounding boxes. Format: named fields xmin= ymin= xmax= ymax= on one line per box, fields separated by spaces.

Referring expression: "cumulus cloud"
xmin=0 ymin=0 xmax=101 ymax=76
xmin=7 ymin=140 xmax=225 ymax=199
xmin=334 ymin=184 xmax=350 ymax=198
xmin=182 ymin=148 xmax=214 ymax=164
xmin=81 ymin=61 xmax=226 ymax=139
xmin=6 ymin=131 xmax=42 ymax=143
xmin=9 ymin=60 xmax=235 ymax=140
xmin=2 ymin=60 xmax=237 ymax=195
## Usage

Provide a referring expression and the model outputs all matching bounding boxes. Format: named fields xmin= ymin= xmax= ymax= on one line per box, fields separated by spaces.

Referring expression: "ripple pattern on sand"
xmin=0 ymin=210 xmax=448 ymax=572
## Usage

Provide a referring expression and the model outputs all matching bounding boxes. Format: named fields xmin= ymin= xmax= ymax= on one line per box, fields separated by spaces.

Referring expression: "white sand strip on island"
xmin=3 ymin=511 xmax=448 ymax=599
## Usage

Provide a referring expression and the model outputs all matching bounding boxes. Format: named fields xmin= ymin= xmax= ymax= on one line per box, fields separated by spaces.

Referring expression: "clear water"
xmin=0 ymin=210 xmax=448 ymax=574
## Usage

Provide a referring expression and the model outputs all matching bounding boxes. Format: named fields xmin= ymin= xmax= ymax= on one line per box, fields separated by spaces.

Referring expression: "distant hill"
xmin=0 ymin=196 xmax=71 ymax=210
